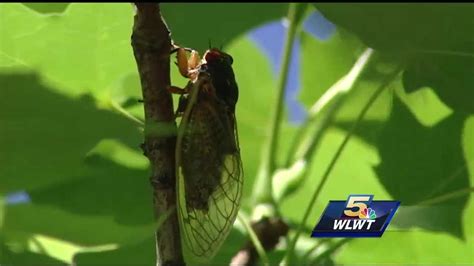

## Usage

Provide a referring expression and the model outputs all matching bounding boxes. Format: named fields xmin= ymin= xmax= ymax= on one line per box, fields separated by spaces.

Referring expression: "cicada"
xmin=169 ymin=45 xmax=243 ymax=262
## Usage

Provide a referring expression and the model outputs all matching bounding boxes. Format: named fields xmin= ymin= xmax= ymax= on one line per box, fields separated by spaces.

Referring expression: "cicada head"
xmin=203 ymin=48 xmax=234 ymax=67
xmin=201 ymin=48 xmax=239 ymax=113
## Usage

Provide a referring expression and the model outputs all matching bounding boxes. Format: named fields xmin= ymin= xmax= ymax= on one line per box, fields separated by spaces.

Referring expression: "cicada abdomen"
xmin=173 ymin=47 xmax=243 ymax=261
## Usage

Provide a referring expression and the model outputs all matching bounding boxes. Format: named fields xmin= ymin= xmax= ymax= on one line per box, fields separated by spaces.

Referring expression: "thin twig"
xmin=131 ymin=3 xmax=184 ymax=265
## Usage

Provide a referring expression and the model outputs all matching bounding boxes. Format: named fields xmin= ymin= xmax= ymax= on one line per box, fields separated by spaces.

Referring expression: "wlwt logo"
xmin=311 ymin=195 xmax=400 ymax=238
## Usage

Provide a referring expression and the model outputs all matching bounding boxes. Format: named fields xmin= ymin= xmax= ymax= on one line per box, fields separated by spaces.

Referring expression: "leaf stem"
xmin=253 ymin=3 xmax=307 ymax=206
xmin=301 ymin=238 xmax=330 ymax=262
xmin=418 ymin=186 xmax=474 ymax=206
xmin=275 ymin=48 xmax=374 ymax=203
xmin=409 ymin=49 xmax=474 ymax=58
xmin=110 ymin=100 xmax=145 ymax=126
xmin=286 ymin=48 xmax=374 ymax=165
xmin=310 ymin=238 xmax=352 ymax=265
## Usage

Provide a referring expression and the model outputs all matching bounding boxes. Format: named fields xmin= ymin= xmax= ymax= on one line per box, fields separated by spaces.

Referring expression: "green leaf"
xmin=299 ymin=30 xmax=364 ymax=107
xmin=0 ymin=4 xmax=136 ymax=98
xmin=402 ymin=54 xmax=474 ymax=114
xmin=161 ymin=3 xmax=288 ymax=53
xmin=1 ymin=3 xmax=288 ymax=103
xmin=0 ymin=73 xmax=152 ymax=262
xmin=73 ymin=229 xmax=246 ymax=265
xmin=1 ymin=242 xmax=68 ymax=266
xmin=280 ymin=125 xmax=391 ymax=229
xmin=27 ymin=155 xmax=154 ymax=227
xmin=73 ymin=237 xmax=155 ymax=266
xmin=330 ymin=80 xmax=472 ymax=245
xmin=0 ymin=73 xmax=141 ymax=193
xmin=281 ymin=32 xmax=396 ymax=231
xmin=22 ymin=3 xmax=69 ymax=14
xmin=314 ymin=4 xmax=474 ymax=52
xmin=464 ymin=117 xmax=474 ymax=184
xmin=3 ymin=196 xmax=155 ymax=248
xmin=375 ymin=96 xmax=469 ymax=238
xmin=313 ymin=4 xmax=474 ymax=114
xmin=337 ymin=228 xmax=474 ymax=264
xmin=225 ymin=36 xmax=284 ymax=200
xmin=334 ymin=85 xmax=454 ymax=146
xmin=300 ymin=30 xmax=395 ymax=124
xmin=396 ymin=86 xmax=453 ymax=127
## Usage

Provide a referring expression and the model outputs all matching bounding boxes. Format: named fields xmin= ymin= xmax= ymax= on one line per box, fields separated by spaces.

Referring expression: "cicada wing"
xmin=176 ymin=82 xmax=243 ymax=262
xmin=177 ymin=152 xmax=243 ymax=262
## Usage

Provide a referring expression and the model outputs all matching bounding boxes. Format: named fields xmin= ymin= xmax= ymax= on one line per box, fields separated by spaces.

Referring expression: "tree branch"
xmin=131 ymin=3 xmax=184 ymax=265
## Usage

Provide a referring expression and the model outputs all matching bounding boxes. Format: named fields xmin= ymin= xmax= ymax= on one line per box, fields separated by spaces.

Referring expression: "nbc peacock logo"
xmin=360 ymin=207 xmax=377 ymax=219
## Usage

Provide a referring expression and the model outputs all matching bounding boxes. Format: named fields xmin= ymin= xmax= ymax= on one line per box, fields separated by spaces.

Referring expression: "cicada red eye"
xmin=204 ymin=49 xmax=222 ymax=62
xmin=204 ymin=48 xmax=233 ymax=66
xmin=173 ymin=47 xmax=243 ymax=263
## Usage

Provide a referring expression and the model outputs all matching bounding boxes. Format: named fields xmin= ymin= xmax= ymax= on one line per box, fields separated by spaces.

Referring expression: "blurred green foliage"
xmin=0 ymin=3 xmax=472 ymax=265
xmin=316 ymin=3 xmax=474 ymax=114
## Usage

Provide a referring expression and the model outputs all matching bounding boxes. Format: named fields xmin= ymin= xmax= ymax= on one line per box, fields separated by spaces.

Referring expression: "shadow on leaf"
xmin=375 ymin=97 xmax=470 ymax=239
xmin=1 ymin=72 xmax=156 ymax=252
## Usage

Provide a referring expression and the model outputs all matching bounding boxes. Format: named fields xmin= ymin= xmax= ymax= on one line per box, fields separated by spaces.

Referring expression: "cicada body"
xmin=173 ymin=47 xmax=243 ymax=261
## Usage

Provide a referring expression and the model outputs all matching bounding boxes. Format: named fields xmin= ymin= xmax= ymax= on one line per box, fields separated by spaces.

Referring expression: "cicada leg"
xmin=167 ymin=85 xmax=188 ymax=95
xmin=175 ymin=95 xmax=189 ymax=118
xmin=170 ymin=43 xmax=194 ymax=55
xmin=167 ymin=85 xmax=187 ymax=118
xmin=167 ymin=81 xmax=194 ymax=118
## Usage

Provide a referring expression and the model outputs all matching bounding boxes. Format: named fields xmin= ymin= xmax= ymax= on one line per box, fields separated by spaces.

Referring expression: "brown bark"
xmin=131 ymin=3 xmax=184 ymax=265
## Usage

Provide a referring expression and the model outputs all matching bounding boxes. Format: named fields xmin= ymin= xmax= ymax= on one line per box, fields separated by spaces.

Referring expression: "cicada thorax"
xmin=201 ymin=48 xmax=240 ymax=152
xmin=202 ymin=49 xmax=239 ymax=110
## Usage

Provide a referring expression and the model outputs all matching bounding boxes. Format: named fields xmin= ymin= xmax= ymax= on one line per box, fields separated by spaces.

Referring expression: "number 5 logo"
xmin=343 ymin=195 xmax=373 ymax=218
